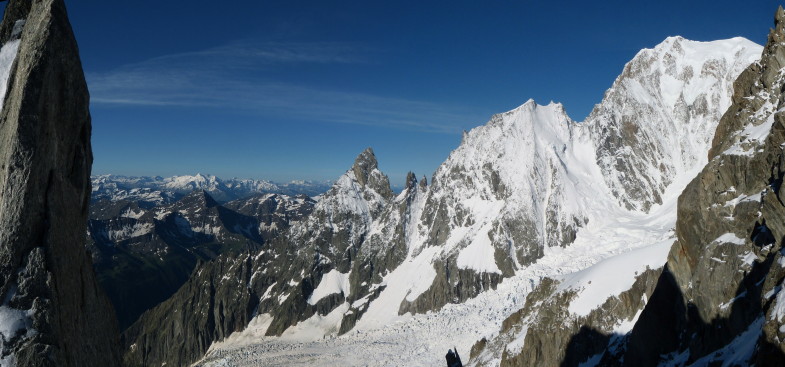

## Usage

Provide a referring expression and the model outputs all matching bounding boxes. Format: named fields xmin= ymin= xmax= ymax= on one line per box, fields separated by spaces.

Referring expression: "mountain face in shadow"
xmin=0 ymin=0 xmax=121 ymax=365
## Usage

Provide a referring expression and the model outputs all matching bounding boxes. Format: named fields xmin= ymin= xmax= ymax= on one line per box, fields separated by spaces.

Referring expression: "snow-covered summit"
xmin=163 ymin=173 xmax=223 ymax=192
xmin=587 ymin=36 xmax=761 ymax=211
xmin=419 ymin=99 xmax=592 ymax=272
xmin=291 ymin=148 xmax=393 ymax=244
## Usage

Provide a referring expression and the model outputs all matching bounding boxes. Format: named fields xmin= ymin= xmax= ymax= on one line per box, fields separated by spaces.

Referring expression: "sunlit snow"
xmin=195 ymin=37 xmax=762 ymax=367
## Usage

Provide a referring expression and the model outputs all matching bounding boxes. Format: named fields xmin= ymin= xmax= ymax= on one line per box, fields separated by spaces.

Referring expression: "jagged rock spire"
xmin=0 ymin=0 xmax=121 ymax=365
xmin=405 ymin=171 xmax=418 ymax=190
xmin=350 ymin=147 xmax=393 ymax=201
xmin=351 ymin=147 xmax=379 ymax=188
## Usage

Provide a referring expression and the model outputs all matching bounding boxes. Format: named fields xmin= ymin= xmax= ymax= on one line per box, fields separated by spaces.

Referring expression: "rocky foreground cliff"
xmin=0 ymin=0 xmax=121 ymax=366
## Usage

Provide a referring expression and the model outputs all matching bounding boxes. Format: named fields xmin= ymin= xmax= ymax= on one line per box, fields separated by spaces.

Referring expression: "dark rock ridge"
xmin=0 ymin=0 xmax=121 ymax=365
xmin=122 ymin=253 xmax=258 ymax=367
xmin=87 ymin=190 xmax=315 ymax=330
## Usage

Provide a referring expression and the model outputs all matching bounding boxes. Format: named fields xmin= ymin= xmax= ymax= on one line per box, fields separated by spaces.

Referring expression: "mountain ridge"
xmin=125 ymin=35 xmax=766 ymax=367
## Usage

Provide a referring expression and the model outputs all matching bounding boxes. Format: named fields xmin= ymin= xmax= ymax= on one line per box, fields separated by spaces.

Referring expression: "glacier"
xmin=188 ymin=36 xmax=762 ymax=366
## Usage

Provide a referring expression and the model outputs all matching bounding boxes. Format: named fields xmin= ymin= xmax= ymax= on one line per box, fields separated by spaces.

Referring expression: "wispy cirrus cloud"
xmin=87 ymin=40 xmax=480 ymax=134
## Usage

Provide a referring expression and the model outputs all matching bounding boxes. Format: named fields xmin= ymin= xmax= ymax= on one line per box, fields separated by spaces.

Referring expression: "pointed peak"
xmin=352 ymin=147 xmax=378 ymax=172
xmin=771 ymin=6 xmax=785 ymax=43
xmin=182 ymin=189 xmax=219 ymax=208
xmin=340 ymin=147 xmax=393 ymax=200
xmin=663 ymin=35 xmax=685 ymax=43
xmin=351 ymin=147 xmax=379 ymax=188
xmin=500 ymin=99 xmax=570 ymax=121
xmin=405 ymin=171 xmax=418 ymax=190
xmin=519 ymin=98 xmax=537 ymax=110
xmin=419 ymin=175 xmax=428 ymax=189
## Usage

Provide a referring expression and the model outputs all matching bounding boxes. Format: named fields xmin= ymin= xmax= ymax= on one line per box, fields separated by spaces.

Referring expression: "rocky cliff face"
xmin=468 ymin=269 xmax=661 ymax=367
xmin=0 ymin=0 xmax=121 ymax=365
xmin=122 ymin=252 xmax=259 ymax=367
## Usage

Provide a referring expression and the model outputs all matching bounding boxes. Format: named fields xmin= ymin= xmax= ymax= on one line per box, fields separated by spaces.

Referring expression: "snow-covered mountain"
xmin=123 ymin=35 xmax=766 ymax=367
xmin=472 ymin=13 xmax=785 ymax=366
xmin=91 ymin=174 xmax=331 ymax=206
xmin=589 ymin=36 xmax=759 ymax=211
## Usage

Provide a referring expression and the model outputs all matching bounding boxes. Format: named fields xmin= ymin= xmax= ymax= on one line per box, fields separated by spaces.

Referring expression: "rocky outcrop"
xmin=468 ymin=268 xmax=662 ymax=367
xmin=0 ymin=0 xmax=121 ymax=365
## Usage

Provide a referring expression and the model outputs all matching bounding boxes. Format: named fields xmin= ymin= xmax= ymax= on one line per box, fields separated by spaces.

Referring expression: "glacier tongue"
xmin=193 ymin=36 xmax=762 ymax=367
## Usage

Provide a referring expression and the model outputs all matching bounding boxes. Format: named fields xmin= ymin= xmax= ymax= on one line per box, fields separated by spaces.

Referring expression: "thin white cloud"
xmin=87 ymin=41 xmax=480 ymax=134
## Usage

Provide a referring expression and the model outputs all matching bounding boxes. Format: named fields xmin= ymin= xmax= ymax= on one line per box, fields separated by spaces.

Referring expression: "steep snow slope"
xmin=193 ymin=36 xmax=761 ymax=367
xmin=589 ymin=36 xmax=759 ymax=211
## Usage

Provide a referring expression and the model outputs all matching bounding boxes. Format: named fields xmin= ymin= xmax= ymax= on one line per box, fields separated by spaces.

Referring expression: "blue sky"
xmin=26 ymin=1 xmax=782 ymax=185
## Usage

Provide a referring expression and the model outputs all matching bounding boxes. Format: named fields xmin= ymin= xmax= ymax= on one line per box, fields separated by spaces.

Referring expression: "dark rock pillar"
xmin=0 ymin=0 xmax=121 ymax=365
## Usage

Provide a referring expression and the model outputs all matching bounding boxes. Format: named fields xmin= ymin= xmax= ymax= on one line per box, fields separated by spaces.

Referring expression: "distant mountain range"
xmin=91 ymin=174 xmax=333 ymax=206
